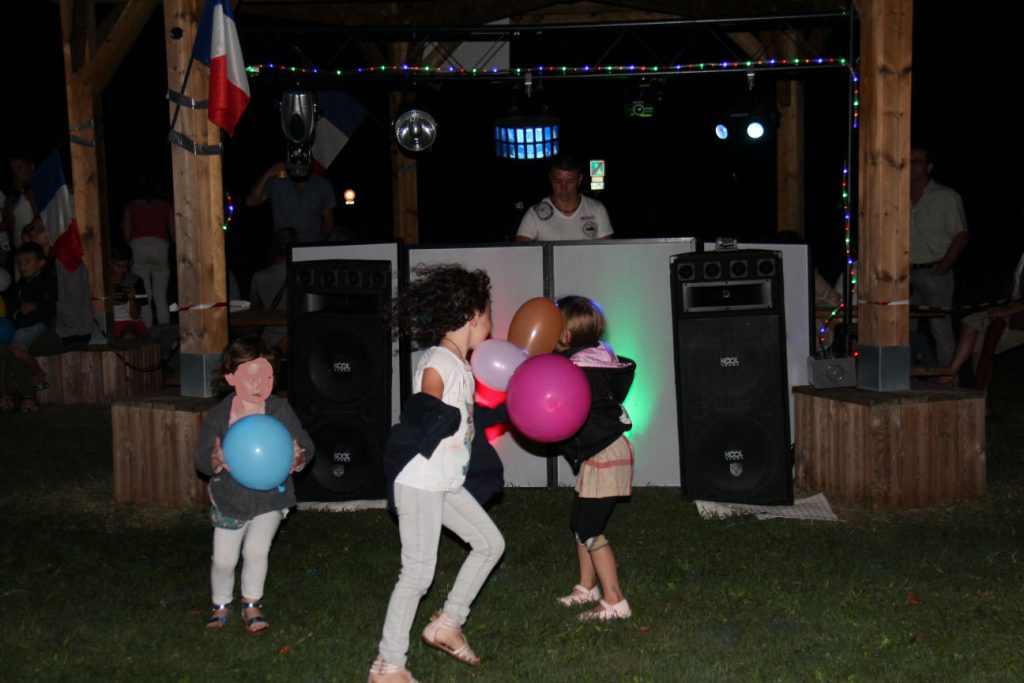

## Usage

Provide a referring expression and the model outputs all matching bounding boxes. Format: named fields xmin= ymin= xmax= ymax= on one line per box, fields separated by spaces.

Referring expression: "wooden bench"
xmin=794 ymin=384 xmax=985 ymax=510
xmin=111 ymin=391 xmax=216 ymax=510
xmin=36 ymin=341 xmax=163 ymax=404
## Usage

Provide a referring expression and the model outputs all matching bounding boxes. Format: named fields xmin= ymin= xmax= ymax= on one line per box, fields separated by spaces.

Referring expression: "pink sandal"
xmin=558 ymin=584 xmax=601 ymax=606
xmin=421 ymin=611 xmax=480 ymax=667
xmin=579 ymin=598 xmax=632 ymax=622
xmin=368 ymin=658 xmax=419 ymax=683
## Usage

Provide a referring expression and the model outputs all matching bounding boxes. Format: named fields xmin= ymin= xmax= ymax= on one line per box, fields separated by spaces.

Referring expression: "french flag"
xmin=192 ymin=0 xmax=250 ymax=137
xmin=32 ymin=150 xmax=80 ymax=271
xmin=311 ymin=91 xmax=367 ymax=174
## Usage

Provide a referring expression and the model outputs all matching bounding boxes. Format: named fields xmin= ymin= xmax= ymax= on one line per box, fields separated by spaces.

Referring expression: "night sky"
xmin=4 ymin=3 xmax=1021 ymax=304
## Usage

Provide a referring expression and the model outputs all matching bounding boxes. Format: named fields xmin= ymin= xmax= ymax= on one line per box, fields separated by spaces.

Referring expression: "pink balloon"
xmin=471 ymin=339 xmax=529 ymax=392
xmin=506 ymin=354 xmax=591 ymax=443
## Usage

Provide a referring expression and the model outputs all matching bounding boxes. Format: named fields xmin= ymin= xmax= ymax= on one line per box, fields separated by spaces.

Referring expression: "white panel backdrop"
xmin=551 ymin=239 xmax=696 ymax=486
xmin=407 ymin=244 xmax=549 ymax=487
xmin=289 ymin=239 xmax=810 ymax=490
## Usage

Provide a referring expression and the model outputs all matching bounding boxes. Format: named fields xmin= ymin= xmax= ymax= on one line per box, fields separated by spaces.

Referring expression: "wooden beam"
xmin=60 ymin=0 xmax=112 ymax=335
xmin=776 ymin=31 xmax=805 ymax=236
xmin=388 ymin=42 xmax=419 ymax=246
xmin=89 ymin=0 xmax=157 ymax=93
xmin=163 ymin=0 xmax=228 ymax=393
xmin=855 ymin=0 xmax=912 ymax=353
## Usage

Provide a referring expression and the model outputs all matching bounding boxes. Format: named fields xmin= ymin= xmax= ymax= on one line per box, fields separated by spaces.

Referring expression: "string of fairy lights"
xmin=818 ymin=161 xmax=856 ymax=353
xmin=245 ymin=56 xmax=847 ymax=80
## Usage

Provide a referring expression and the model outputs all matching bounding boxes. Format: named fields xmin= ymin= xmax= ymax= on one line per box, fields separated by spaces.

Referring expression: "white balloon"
xmin=0 ymin=266 xmax=11 ymax=293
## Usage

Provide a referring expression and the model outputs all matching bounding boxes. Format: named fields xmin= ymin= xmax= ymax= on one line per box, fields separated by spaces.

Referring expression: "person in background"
xmin=109 ymin=243 xmax=148 ymax=340
xmin=246 ymin=162 xmax=335 ymax=243
xmin=939 ymin=250 xmax=1024 ymax=385
xmin=2 ymin=155 xmax=40 ymax=251
xmin=6 ymin=242 xmax=57 ymax=410
xmin=122 ymin=177 xmax=174 ymax=327
xmin=249 ymin=227 xmax=296 ymax=347
xmin=515 ymin=154 xmax=613 ymax=242
xmin=909 ymin=143 xmax=969 ymax=366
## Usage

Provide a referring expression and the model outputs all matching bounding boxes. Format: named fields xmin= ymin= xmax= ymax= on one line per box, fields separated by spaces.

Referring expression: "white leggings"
xmin=209 ymin=510 xmax=283 ymax=605
xmin=377 ymin=484 xmax=505 ymax=667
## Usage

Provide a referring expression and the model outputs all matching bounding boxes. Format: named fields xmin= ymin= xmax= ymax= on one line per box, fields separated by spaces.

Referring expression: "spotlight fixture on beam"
xmin=713 ymin=103 xmax=777 ymax=142
xmin=714 ymin=72 xmax=777 ymax=143
xmin=280 ymin=90 xmax=317 ymax=177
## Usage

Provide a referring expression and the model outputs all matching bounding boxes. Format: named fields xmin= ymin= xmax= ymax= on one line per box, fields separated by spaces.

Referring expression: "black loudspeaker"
xmin=670 ymin=249 xmax=793 ymax=505
xmin=287 ymin=259 xmax=392 ymax=502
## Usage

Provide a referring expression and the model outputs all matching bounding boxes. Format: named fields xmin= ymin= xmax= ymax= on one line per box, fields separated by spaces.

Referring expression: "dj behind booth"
xmin=274 ymin=238 xmax=813 ymax=507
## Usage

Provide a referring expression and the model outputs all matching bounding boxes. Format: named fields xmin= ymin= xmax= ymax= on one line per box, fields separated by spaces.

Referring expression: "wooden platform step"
xmin=37 ymin=342 xmax=163 ymax=404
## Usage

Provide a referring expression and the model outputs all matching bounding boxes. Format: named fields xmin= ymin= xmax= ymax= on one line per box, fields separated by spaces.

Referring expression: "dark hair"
xmin=556 ymin=295 xmax=606 ymax=348
xmin=212 ymin=336 xmax=279 ymax=392
xmin=549 ymin=154 xmax=582 ymax=175
xmin=110 ymin=243 xmax=134 ymax=262
xmin=16 ymin=242 xmax=46 ymax=260
xmin=394 ymin=264 xmax=491 ymax=348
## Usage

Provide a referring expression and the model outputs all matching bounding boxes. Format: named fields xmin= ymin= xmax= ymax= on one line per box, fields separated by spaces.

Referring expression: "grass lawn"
xmin=1 ymin=352 xmax=1023 ymax=682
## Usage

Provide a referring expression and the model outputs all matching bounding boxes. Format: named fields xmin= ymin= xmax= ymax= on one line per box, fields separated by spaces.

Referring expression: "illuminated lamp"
xmin=494 ymin=115 xmax=560 ymax=160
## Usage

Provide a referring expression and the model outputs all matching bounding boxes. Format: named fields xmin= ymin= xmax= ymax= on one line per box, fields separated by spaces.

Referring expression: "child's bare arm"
xmin=421 ymin=367 xmax=444 ymax=400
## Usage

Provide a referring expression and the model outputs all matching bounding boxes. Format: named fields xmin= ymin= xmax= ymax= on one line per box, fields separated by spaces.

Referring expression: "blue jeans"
xmin=377 ymin=484 xmax=505 ymax=667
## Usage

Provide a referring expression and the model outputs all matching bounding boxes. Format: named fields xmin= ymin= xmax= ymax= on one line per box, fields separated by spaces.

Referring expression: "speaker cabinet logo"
xmin=333 ymin=360 xmax=352 ymax=373
xmin=724 ymin=448 xmax=744 ymax=477
xmin=719 ymin=356 xmax=740 ymax=368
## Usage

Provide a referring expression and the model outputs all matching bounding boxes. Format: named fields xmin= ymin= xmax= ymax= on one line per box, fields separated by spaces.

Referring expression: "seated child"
xmin=7 ymin=242 xmax=57 ymax=410
xmin=110 ymin=243 xmax=149 ymax=339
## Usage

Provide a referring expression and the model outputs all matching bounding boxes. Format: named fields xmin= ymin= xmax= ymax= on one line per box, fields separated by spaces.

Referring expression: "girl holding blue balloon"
xmin=193 ymin=337 xmax=313 ymax=635
xmin=370 ymin=265 xmax=505 ymax=683
xmin=552 ymin=295 xmax=636 ymax=622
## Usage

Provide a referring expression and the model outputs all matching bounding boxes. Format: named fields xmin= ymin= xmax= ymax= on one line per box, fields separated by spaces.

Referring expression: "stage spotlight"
xmin=494 ymin=114 xmax=560 ymax=160
xmin=280 ymin=90 xmax=317 ymax=177
xmin=394 ymin=109 xmax=438 ymax=152
xmin=713 ymin=105 xmax=776 ymax=143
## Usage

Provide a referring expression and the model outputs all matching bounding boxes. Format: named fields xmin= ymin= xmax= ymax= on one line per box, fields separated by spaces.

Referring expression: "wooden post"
xmin=163 ymin=0 xmax=228 ymax=396
xmin=60 ymin=0 xmax=112 ymax=337
xmin=854 ymin=0 xmax=913 ymax=390
xmin=727 ymin=30 xmax=807 ymax=237
xmin=776 ymin=34 xmax=806 ymax=237
xmin=389 ymin=41 xmax=419 ymax=246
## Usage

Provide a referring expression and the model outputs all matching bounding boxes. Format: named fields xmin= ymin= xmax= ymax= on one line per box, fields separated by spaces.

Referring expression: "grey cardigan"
xmin=193 ymin=394 xmax=315 ymax=520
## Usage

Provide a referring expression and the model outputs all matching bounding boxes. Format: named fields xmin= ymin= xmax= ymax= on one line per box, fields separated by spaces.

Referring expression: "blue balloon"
xmin=222 ymin=414 xmax=293 ymax=491
xmin=0 ymin=318 xmax=14 ymax=345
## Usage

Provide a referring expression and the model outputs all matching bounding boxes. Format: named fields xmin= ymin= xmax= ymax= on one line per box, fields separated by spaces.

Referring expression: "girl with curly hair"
xmin=369 ymin=264 xmax=506 ymax=683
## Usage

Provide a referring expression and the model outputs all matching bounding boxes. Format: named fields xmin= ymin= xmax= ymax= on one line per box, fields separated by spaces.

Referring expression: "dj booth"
xmin=284 ymin=238 xmax=812 ymax=505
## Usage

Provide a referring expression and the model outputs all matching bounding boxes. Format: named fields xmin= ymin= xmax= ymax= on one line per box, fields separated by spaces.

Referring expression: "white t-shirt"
xmin=910 ymin=179 xmax=968 ymax=264
xmin=516 ymin=194 xmax=613 ymax=241
xmin=394 ymin=345 xmax=476 ymax=492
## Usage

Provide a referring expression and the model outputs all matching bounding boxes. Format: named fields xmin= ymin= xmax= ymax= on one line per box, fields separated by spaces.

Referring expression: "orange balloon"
xmin=507 ymin=297 xmax=563 ymax=356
